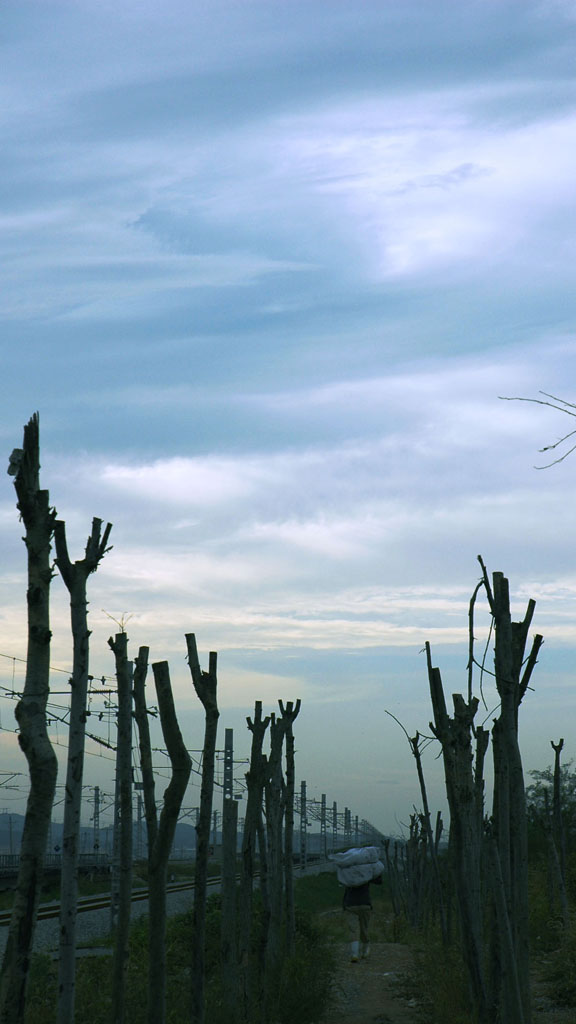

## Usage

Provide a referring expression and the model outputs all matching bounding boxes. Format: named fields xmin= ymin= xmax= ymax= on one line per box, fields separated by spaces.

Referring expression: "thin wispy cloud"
xmin=1 ymin=0 xmax=576 ymax=829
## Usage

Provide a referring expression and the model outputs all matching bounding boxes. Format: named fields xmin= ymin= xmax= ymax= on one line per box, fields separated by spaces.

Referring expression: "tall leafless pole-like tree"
xmin=133 ymin=651 xmax=192 ymax=1024
xmin=279 ymin=699 xmax=301 ymax=954
xmin=55 ymin=516 xmax=112 ymax=1024
xmin=108 ymin=633 xmax=134 ymax=1024
xmin=186 ymin=634 xmax=219 ymax=1024
xmin=427 ymin=561 xmax=541 ymax=1024
xmin=480 ymin=562 xmax=542 ymax=1024
xmin=263 ymin=712 xmax=287 ymax=1014
xmin=385 ymin=711 xmax=448 ymax=946
xmin=238 ymin=702 xmax=270 ymax=1021
xmin=426 ymin=641 xmax=491 ymax=1023
xmin=0 ymin=414 xmax=58 ymax=1024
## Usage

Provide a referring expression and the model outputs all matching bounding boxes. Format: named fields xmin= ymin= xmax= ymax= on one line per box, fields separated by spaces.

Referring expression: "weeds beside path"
xmin=320 ymin=941 xmax=420 ymax=1024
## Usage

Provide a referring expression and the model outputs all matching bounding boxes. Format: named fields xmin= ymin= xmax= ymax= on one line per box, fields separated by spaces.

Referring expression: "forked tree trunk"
xmin=108 ymin=633 xmax=134 ymax=1024
xmin=483 ymin=566 xmax=542 ymax=1024
xmin=133 ymin=651 xmax=192 ymax=1024
xmin=279 ymin=699 xmax=301 ymax=954
xmin=0 ymin=414 xmax=58 ymax=1024
xmin=550 ymin=738 xmax=569 ymax=927
xmin=55 ymin=517 xmax=112 ymax=1024
xmin=264 ymin=713 xmax=287 ymax=1014
xmin=238 ymin=702 xmax=270 ymax=1022
xmin=426 ymin=643 xmax=490 ymax=1023
xmin=186 ymin=634 xmax=219 ymax=1024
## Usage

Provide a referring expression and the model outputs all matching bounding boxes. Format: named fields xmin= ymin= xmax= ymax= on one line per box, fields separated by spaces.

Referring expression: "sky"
xmin=1 ymin=0 xmax=576 ymax=840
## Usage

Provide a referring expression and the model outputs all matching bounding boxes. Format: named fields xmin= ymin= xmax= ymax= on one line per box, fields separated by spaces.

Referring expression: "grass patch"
xmin=543 ymin=920 xmax=576 ymax=1008
xmin=24 ymin=871 xmax=337 ymax=1024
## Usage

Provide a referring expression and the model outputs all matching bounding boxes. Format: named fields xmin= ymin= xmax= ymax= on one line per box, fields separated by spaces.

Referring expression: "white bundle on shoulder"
xmin=329 ymin=846 xmax=384 ymax=887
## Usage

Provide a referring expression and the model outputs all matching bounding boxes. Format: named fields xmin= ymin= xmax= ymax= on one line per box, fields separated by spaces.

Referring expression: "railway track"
xmin=0 ymin=860 xmax=322 ymax=929
xmin=0 ymin=877 xmax=221 ymax=927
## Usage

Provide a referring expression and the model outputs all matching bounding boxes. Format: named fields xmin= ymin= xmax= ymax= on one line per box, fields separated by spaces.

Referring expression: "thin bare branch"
xmin=384 ymin=709 xmax=412 ymax=743
xmin=467 ymin=580 xmax=485 ymax=704
xmin=535 ymin=441 xmax=576 ymax=470
xmin=499 ymin=392 xmax=576 ymax=468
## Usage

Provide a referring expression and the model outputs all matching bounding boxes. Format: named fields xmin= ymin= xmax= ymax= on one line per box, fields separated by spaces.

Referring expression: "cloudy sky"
xmin=1 ymin=0 xmax=576 ymax=837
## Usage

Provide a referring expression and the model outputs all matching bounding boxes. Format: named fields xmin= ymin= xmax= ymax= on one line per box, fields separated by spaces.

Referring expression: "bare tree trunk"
xmin=280 ymin=699 xmax=301 ymax=954
xmin=383 ymin=839 xmax=402 ymax=918
xmin=238 ymin=702 xmax=270 ymax=1023
xmin=409 ymin=732 xmax=448 ymax=945
xmin=485 ymin=836 xmax=526 ymax=1024
xmin=550 ymin=738 xmax=569 ymax=928
xmin=0 ymin=414 xmax=58 ymax=1024
xmin=264 ymin=714 xmax=287 ymax=1016
xmin=55 ymin=517 xmax=112 ymax=1024
xmin=186 ymin=634 xmax=219 ymax=1024
xmin=108 ymin=633 xmax=134 ymax=1024
xmin=426 ymin=643 xmax=491 ymax=1023
xmin=132 ymin=649 xmax=156 ymax=853
xmin=140 ymin=658 xmax=192 ymax=1024
xmin=484 ymin=567 xmax=542 ymax=1024
xmin=220 ymin=796 xmax=239 ymax=1023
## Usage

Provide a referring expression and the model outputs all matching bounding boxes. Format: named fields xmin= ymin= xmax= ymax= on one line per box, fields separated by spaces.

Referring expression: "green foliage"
xmin=275 ymin=912 xmax=334 ymax=1024
xmin=22 ymin=955 xmax=57 ymax=1023
xmin=526 ymin=762 xmax=576 ymax=849
xmin=544 ymin=920 xmax=576 ymax=1007
xmin=412 ymin=939 xmax=470 ymax=1024
xmin=24 ymin=880 xmax=334 ymax=1024
xmin=528 ymin=861 xmax=565 ymax=953
xmin=294 ymin=869 xmax=343 ymax=914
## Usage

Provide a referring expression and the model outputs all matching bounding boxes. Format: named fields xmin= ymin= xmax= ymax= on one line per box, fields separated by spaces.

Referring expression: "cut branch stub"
xmin=185 ymin=633 xmax=218 ymax=713
xmin=54 ymin=517 xmax=113 ymax=592
xmin=133 ymin=647 xmax=157 ymax=851
xmin=278 ymin=699 xmax=301 ymax=724
xmin=247 ymin=700 xmax=271 ymax=741
xmin=519 ymin=633 xmax=544 ymax=704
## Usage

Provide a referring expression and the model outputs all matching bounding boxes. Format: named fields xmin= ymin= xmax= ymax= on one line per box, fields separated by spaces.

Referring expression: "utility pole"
xmin=299 ymin=781 xmax=307 ymax=871
xmin=320 ymin=794 xmax=327 ymax=860
xmin=344 ymin=807 xmax=352 ymax=844
xmin=93 ymin=787 xmax=100 ymax=857
xmin=333 ymin=801 xmax=338 ymax=852
xmin=110 ymin=769 xmax=120 ymax=930
xmin=223 ymin=728 xmax=234 ymax=802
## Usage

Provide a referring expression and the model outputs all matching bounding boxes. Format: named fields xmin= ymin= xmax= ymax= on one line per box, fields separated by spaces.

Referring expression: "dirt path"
xmin=320 ymin=941 xmax=421 ymax=1024
xmin=320 ymin=939 xmax=575 ymax=1023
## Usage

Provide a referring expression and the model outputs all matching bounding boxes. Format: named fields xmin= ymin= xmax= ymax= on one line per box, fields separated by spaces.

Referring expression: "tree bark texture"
xmin=238 ymin=702 xmax=270 ymax=1022
xmin=220 ymin=796 xmax=239 ymax=1023
xmin=55 ymin=517 xmax=112 ymax=1024
xmin=484 ymin=567 xmax=542 ymax=1024
xmin=186 ymin=634 xmax=219 ymax=1024
xmin=264 ymin=713 xmax=287 ymax=1011
xmin=108 ymin=633 xmax=134 ymax=1024
xmin=132 ymin=649 xmax=155 ymax=851
xmin=0 ymin=414 xmax=58 ymax=1024
xmin=133 ymin=655 xmax=192 ymax=1024
xmin=426 ymin=643 xmax=491 ymax=1023
xmin=550 ymin=738 xmax=569 ymax=926
xmin=279 ymin=699 xmax=301 ymax=954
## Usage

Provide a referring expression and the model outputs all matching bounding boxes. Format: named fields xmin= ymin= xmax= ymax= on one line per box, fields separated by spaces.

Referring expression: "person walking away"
xmin=343 ymin=873 xmax=382 ymax=962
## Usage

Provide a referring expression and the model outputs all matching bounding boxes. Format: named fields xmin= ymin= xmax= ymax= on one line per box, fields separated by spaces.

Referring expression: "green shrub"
xmin=544 ymin=921 xmax=576 ymax=1007
xmin=275 ymin=913 xmax=334 ymax=1024
xmin=412 ymin=939 xmax=470 ymax=1024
